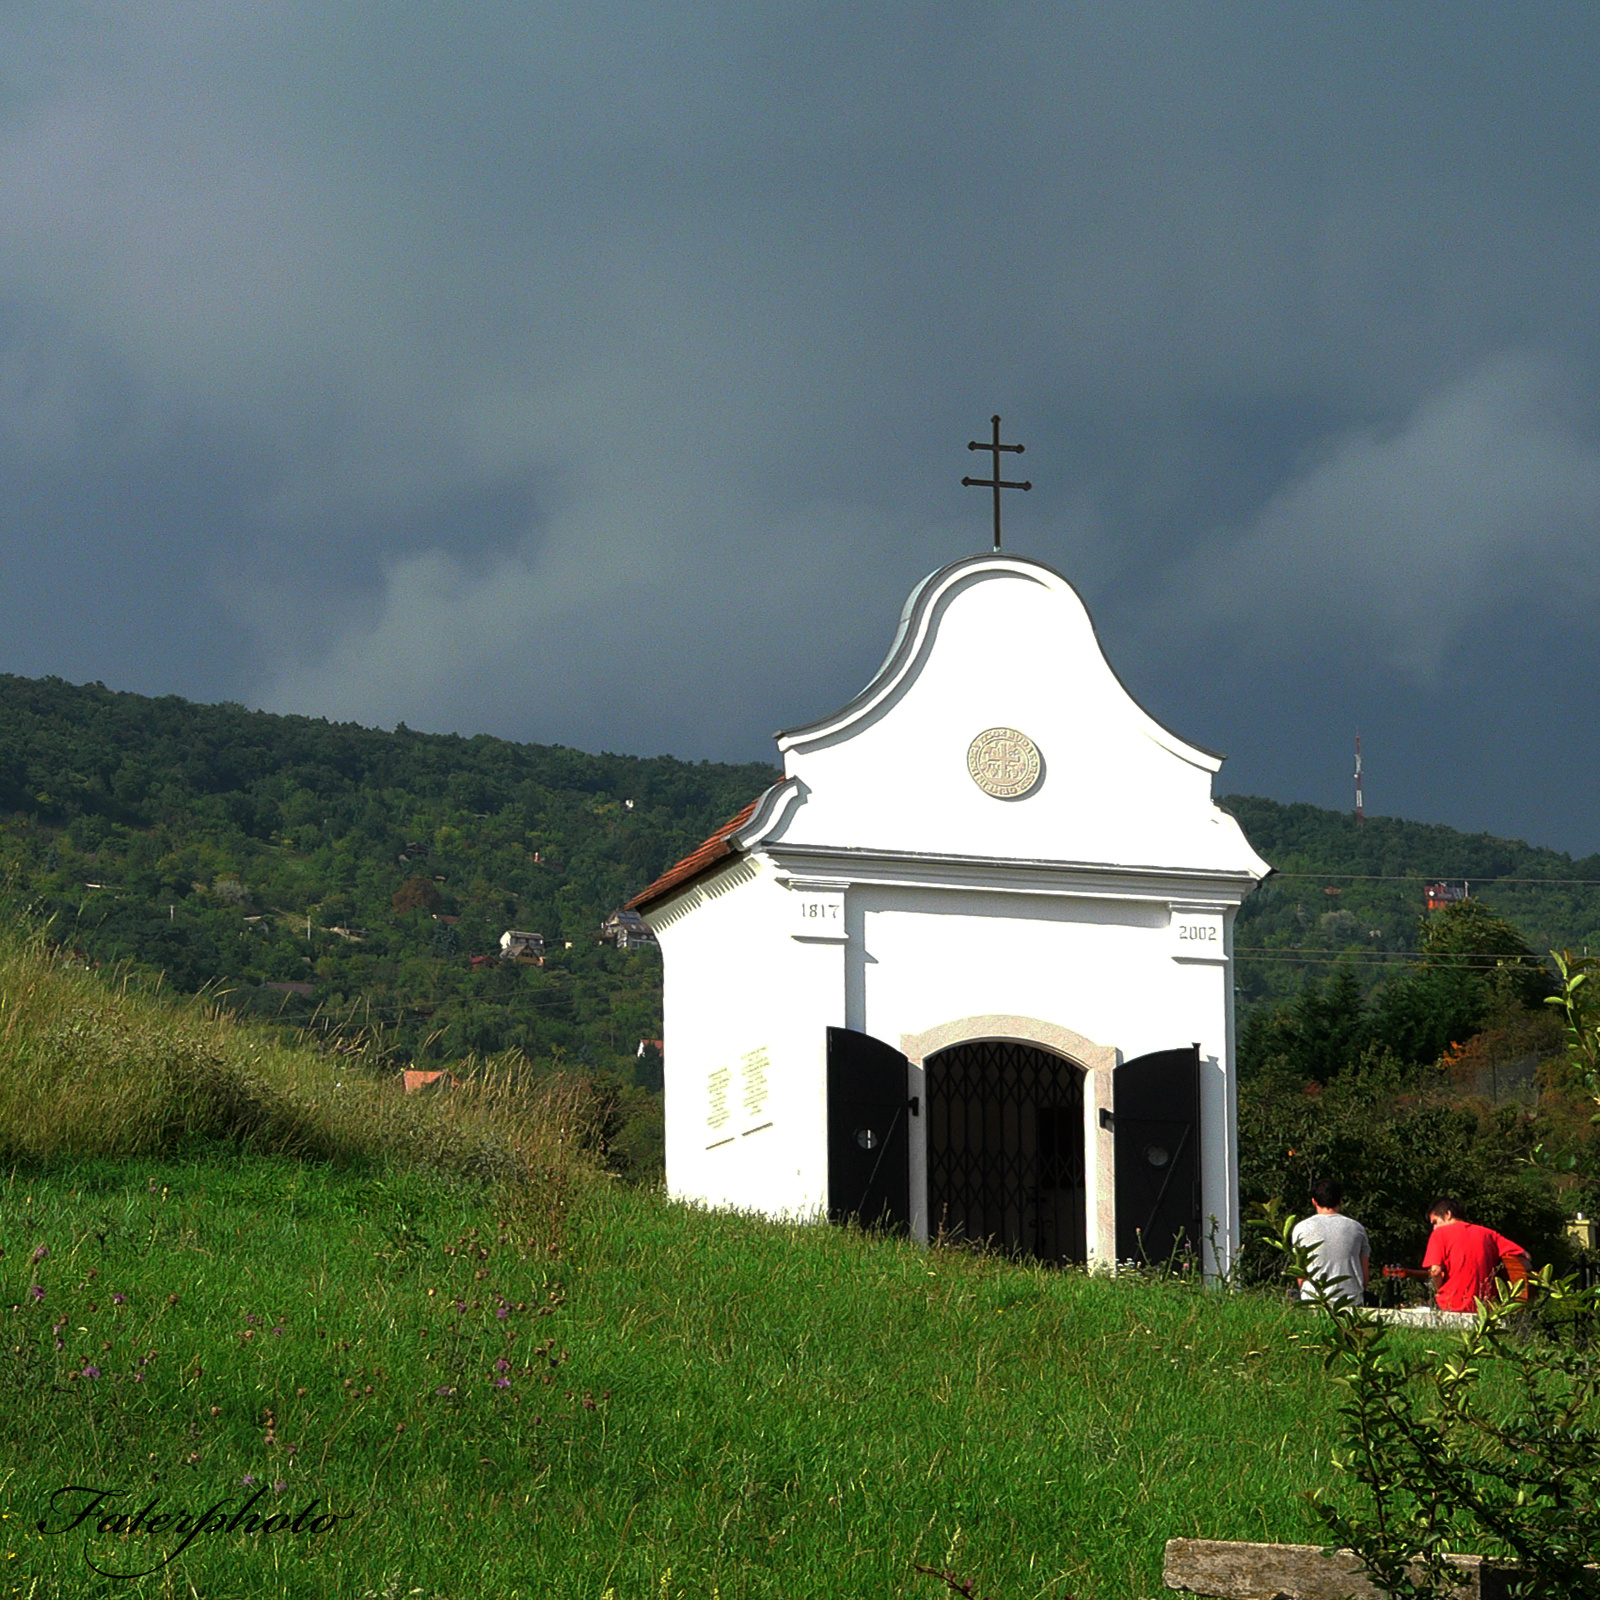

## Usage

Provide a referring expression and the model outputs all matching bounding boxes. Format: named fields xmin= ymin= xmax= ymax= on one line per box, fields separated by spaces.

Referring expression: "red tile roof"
xmin=402 ymin=1069 xmax=457 ymax=1094
xmin=628 ymin=797 xmax=763 ymax=913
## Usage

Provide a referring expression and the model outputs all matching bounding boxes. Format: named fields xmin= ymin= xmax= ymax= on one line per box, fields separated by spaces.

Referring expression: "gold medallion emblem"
xmin=967 ymin=727 xmax=1042 ymax=799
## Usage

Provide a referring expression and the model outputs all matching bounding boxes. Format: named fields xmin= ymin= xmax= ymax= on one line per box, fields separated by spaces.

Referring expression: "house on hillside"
xmin=601 ymin=909 xmax=658 ymax=951
xmin=499 ymin=930 xmax=545 ymax=963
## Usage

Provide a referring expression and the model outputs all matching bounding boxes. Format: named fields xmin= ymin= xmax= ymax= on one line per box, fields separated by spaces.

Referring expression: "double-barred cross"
xmin=962 ymin=414 xmax=1031 ymax=551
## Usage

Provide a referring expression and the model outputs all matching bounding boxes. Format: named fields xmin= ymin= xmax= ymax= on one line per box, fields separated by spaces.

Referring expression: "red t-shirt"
xmin=1421 ymin=1221 xmax=1526 ymax=1313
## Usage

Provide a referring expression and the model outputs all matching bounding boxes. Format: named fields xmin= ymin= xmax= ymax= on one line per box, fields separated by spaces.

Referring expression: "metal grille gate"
xmin=926 ymin=1040 xmax=1087 ymax=1263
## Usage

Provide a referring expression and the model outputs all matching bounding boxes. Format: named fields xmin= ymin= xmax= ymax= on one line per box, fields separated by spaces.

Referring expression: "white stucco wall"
xmin=653 ymin=866 xmax=844 ymax=1219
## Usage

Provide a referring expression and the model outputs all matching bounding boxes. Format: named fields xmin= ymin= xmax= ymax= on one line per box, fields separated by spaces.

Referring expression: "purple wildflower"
xmin=496 ymin=1306 xmax=509 ymax=1320
xmin=435 ymin=1385 xmax=457 ymax=1397
xmin=273 ymin=1481 xmax=287 ymax=1494
xmin=29 ymin=1285 xmax=43 ymax=1302
xmin=111 ymin=1293 xmax=127 ymax=1306
xmin=271 ymin=1325 xmax=283 ymax=1338
xmin=245 ymin=1313 xmax=258 ymax=1325
xmin=30 ymin=1244 xmax=48 ymax=1263
xmin=131 ymin=1372 xmax=144 ymax=1383
xmin=494 ymin=1358 xmax=510 ymax=1372
xmin=54 ymin=1339 xmax=63 ymax=1352
xmin=495 ymin=1377 xmax=511 ymax=1389
xmin=241 ymin=1474 xmax=258 ymax=1487
xmin=81 ymin=1365 xmax=100 ymax=1379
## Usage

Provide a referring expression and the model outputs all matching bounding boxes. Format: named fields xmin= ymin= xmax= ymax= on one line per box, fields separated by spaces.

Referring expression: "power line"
xmin=1267 ymin=873 xmax=1600 ymax=886
xmin=1235 ymin=946 xmax=1548 ymax=959
xmin=1236 ymin=954 xmax=1461 ymax=967
xmin=1233 ymin=951 xmax=1564 ymax=968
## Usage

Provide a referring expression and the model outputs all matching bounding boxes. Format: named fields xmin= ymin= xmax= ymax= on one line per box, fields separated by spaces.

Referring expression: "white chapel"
xmin=630 ymin=551 xmax=1270 ymax=1272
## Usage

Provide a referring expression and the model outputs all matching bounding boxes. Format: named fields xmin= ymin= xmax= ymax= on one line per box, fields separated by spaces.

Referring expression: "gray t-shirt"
xmin=1291 ymin=1211 xmax=1371 ymax=1304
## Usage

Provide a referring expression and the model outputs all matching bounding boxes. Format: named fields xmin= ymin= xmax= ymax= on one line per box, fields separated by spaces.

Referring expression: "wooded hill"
xmin=4 ymin=670 xmax=1598 ymax=1076
xmin=1224 ymin=795 xmax=1600 ymax=1010
xmin=0 ymin=674 xmax=776 ymax=1094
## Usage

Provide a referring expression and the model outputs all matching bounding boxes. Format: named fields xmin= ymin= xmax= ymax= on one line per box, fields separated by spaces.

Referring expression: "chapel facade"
xmin=629 ymin=552 xmax=1270 ymax=1272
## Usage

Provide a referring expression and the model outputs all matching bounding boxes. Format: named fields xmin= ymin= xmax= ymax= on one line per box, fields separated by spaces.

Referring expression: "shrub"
xmin=1262 ymin=1202 xmax=1600 ymax=1599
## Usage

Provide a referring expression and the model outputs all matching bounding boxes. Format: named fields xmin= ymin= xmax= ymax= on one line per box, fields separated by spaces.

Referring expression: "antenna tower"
xmin=1354 ymin=733 xmax=1364 ymax=825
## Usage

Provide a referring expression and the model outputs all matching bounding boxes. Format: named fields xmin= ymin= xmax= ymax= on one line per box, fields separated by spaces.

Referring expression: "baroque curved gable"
xmin=746 ymin=553 xmax=1268 ymax=880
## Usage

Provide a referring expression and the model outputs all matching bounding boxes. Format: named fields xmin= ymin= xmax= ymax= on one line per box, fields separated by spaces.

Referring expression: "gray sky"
xmin=5 ymin=4 xmax=1600 ymax=851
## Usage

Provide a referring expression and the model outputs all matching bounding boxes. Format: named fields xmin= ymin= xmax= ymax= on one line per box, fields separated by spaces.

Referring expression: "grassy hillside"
xmin=0 ymin=920 xmax=595 ymax=1185
xmin=0 ymin=901 xmax=1561 ymax=1600
xmin=2 ymin=1165 xmax=1343 ymax=1600
xmin=0 ymin=923 xmax=1343 ymax=1599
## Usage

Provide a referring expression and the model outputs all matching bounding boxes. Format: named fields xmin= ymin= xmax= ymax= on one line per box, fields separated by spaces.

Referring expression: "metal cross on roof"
xmin=962 ymin=414 xmax=1031 ymax=552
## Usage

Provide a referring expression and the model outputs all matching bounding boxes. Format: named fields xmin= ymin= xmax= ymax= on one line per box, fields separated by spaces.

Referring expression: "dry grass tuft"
xmin=0 ymin=925 xmax=599 ymax=1228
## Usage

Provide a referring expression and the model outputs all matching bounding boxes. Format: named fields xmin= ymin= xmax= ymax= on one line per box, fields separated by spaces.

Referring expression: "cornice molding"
xmin=762 ymin=841 xmax=1260 ymax=905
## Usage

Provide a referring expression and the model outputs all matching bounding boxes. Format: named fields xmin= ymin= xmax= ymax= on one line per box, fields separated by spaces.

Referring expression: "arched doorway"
xmin=924 ymin=1040 xmax=1087 ymax=1263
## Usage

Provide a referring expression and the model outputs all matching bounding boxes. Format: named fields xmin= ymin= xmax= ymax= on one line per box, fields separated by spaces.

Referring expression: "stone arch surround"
xmin=899 ymin=1013 xmax=1117 ymax=1075
xmin=900 ymin=1013 xmax=1118 ymax=1262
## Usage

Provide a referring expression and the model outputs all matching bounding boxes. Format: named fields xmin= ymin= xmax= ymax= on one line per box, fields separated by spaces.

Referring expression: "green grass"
xmin=549 ymin=1192 xmax=1337 ymax=1600
xmin=1 ymin=1158 xmax=1348 ymax=1600
xmin=0 ymin=924 xmax=1380 ymax=1598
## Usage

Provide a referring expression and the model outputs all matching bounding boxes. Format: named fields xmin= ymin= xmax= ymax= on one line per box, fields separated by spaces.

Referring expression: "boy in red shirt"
xmin=1418 ymin=1196 xmax=1529 ymax=1314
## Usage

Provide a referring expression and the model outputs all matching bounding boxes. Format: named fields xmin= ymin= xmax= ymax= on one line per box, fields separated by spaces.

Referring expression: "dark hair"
xmin=1310 ymin=1179 xmax=1343 ymax=1210
xmin=1428 ymin=1196 xmax=1463 ymax=1221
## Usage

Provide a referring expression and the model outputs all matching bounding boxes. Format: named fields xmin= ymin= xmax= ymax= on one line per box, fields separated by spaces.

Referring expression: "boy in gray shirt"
xmin=1290 ymin=1179 xmax=1371 ymax=1305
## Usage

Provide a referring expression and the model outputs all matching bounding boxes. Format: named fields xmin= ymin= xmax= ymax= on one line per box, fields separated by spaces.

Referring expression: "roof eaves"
xmin=626 ymin=798 xmax=762 ymax=914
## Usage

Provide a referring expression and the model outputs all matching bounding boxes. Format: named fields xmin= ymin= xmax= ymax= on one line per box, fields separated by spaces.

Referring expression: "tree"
xmin=1418 ymin=899 xmax=1553 ymax=1011
xmin=1240 ymin=966 xmax=1369 ymax=1083
xmin=390 ymin=876 xmax=443 ymax=915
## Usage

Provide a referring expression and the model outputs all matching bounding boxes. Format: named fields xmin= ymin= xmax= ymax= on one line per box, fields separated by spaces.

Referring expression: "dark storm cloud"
xmin=3 ymin=4 xmax=1600 ymax=846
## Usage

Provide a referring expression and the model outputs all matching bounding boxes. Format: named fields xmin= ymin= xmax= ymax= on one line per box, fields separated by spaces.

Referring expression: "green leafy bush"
xmin=1265 ymin=1205 xmax=1600 ymax=1598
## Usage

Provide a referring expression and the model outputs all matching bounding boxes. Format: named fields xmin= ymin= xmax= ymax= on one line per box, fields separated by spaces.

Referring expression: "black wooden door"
xmin=826 ymin=1026 xmax=911 ymax=1230
xmin=1114 ymin=1045 xmax=1201 ymax=1266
